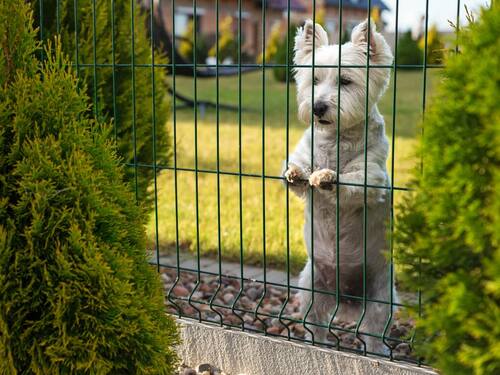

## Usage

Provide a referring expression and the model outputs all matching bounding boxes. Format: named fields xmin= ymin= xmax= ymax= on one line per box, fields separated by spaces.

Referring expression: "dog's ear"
xmin=294 ymin=20 xmax=328 ymax=64
xmin=351 ymin=18 xmax=380 ymax=56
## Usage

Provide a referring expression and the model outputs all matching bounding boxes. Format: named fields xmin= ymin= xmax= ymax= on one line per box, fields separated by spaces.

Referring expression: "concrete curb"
xmin=177 ymin=319 xmax=437 ymax=375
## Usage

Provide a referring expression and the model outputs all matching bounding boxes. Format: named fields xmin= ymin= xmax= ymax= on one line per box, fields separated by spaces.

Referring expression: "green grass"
xmin=148 ymin=69 xmax=439 ymax=273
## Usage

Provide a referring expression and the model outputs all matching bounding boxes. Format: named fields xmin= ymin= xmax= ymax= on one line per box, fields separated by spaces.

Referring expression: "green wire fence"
xmin=36 ymin=0 xmax=459 ymax=365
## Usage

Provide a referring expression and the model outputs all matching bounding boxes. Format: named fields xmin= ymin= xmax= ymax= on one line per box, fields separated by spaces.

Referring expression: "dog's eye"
xmin=313 ymin=77 xmax=319 ymax=86
xmin=339 ymin=77 xmax=352 ymax=86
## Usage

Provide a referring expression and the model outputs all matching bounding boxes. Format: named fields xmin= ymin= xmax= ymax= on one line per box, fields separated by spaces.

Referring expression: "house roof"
xmin=325 ymin=0 xmax=389 ymax=11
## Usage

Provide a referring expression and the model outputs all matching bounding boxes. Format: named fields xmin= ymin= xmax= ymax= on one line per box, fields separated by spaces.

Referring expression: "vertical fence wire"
xmin=277 ymin=0 xmax=292 ymax=340
xmin=55 ymin=0 xmax=60 ymax=34
xmin=254 ymin=0 xmax=268 ymax=334
xmin=354 ymin=1 xmax=372 ymax=355
xmin=456 ymin=1 xmax=461 ymax=53
xmin=111 ymin=0 xmax=118 ymax=142
xmin=208 ymin=0 xmax=224 ymax=326
xmin=303 ymin=0 xmax=317 ymax=344
xmin=91 ymin=0 xmax=99 ymax=118
xmin=411 ymin=0 xmax=430 ymax=362
xmin=73 ymin=0 xmax=79 ymax=78
xmin=187 ymin=0 xmax=203 ymax=322
xmin=130 ymin=0 xmax=139 ymax=201
xmin=230 ymin=0 xmax=246 ymax=329
xmin=166 ymin=0 xmax=182 ymax=316
xmin=39 ymin=0 xmax=44 ymax=61
xmin=150 ymin=0 xmax=160 ymax=274
xmin=328 ymin=0 xmax=343 ymax=351
xmin=382 ymin=0 xmax=400 ymax=360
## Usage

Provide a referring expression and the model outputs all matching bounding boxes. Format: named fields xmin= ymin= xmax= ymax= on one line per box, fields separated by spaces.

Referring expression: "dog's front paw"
xmin=284 ymin=164 xmax=308 ymax=185
xmin=309 ymin=169 xmax=336 ymax=190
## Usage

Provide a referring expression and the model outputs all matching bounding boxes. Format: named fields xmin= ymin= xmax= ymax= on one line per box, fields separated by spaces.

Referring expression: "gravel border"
xmin=161 ymin=268 xmax=416 ymax=362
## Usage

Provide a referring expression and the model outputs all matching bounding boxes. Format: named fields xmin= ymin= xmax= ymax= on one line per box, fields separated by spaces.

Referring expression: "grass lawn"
xmin=148 ymin=69 xmax=440 ymax=273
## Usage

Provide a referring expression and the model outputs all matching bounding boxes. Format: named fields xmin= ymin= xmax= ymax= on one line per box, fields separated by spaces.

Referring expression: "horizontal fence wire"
xmin=71 ymin=62 xmax=445 ymax=69
xmin=35 ymin=0 xmax=463 ymax=366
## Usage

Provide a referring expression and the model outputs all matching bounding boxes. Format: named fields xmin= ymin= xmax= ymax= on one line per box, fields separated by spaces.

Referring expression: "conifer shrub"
xmin=0 ymin=1 xmax=179 ymax=373
xmin=272 ymin=23 xmax=297 ymax=83
xmin=395 ymin=4 xmax=499 ymax=374
xmin=208 ymin=16 xmax=238 ymax=63
xmin=396 ymin=30 xmax=423 ymax=66
xmin=32 ymin=0 xmax=172 ymax=204
xmin=178 ymin=19 xmax=210 ymax=64
xmin=418 ymin=25 xmax=445 ymax=65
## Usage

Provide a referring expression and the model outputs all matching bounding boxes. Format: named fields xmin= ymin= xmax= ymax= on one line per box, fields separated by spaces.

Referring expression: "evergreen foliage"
xmin=178 ymin=19 xmax=210 ymax=64
xmin=396 ymin=30 xmax=423 ymax=66
xmin=0 ymin=1 xmax=179 ymax=373
xmin=208 ymin=16 xmax=238 ymax=63
xmin=395 ymin=4 xmax=500 ymax=374
xmin=272 ymin=23 xmax=297 ymax=83
xmin=418 ymin=25 xmax=445 ymax=65
xmin=32 ymin=0 xmax=172 ymax=204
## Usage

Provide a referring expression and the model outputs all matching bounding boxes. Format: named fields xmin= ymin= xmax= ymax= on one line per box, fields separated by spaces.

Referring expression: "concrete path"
xmin=152 ymin=252 xmax=300 ymax=287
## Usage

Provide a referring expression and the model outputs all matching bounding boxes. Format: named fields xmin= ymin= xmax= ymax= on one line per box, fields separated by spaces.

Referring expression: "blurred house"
xmin=152 ymin=0 xmax=389 ymax=60
xmin=321 ymin=0 xmax=389 ymax=43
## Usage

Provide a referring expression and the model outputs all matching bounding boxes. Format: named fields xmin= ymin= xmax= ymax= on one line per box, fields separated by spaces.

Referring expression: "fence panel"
xmin=35 ymin=0 xmax=461 ymax=365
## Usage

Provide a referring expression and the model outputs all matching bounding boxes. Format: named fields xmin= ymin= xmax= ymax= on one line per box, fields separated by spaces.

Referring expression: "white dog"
xmin=283 ymin=19 xmax=396 ymax=353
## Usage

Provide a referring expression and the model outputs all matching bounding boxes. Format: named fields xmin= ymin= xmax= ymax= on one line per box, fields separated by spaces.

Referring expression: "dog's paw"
xmin=309 ymin=169 xmax=336 ymax=190
xmin=284 ymin=164 xmax=307 ymax=185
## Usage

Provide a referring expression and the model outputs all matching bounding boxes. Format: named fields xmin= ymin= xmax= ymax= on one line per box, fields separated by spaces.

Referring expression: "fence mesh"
xmin=36 ymin=0 xmax=463 ymax=365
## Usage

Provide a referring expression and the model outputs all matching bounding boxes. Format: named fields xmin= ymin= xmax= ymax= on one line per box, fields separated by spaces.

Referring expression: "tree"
xmin=272 ymin=23 xmax=297 ymax=83
xmin=178 ymin=19 xmax=210 ymax=64
xmin=419 ymin=24 xmax=445 ymax=65
xmin=208 ymin=16 xmax=238 ymax=63
xmin=397 ymin=30 xmax=423 ymax=66
xmin=0 ymin=1 xmax=179 ymax=372
xmin=395 ymin=4 xmax=500 ymax=374
xmin=32 ymin=0 xmax=172 ymax=204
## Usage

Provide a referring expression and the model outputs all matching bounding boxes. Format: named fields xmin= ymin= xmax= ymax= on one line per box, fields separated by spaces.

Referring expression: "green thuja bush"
xmin=396 ymin=30 xmax=423 ymax=66
xmin=395 ymin=4 xmax=499 ymax=374
xmin=272 ymin=23 xmax=297 ymax=83
xmin=0 ymin=1 xmax=178 ymax=373
xmin=32 ymin=0 xmax=172 ymax=204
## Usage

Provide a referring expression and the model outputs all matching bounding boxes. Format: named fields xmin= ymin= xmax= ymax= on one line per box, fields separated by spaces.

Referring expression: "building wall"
xmin=323 ymin=6 xmax=369 ymax=43
xmin=160 ymin=0 xmax=284 ymax=57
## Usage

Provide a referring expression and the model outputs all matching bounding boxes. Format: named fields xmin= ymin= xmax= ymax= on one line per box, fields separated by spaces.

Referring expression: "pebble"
xmin=267 ymin=326 xmax=281 ymax=335
xmin=224 ymin=285 xmax=236 ymax=294
xmin=222 ymin=293 xmax=234 ymax=304
xmin=269 ymin=296 xmax=281 ymax=306
xmin=271 ymin=318 xmax=281 ymax=327
xmin=270 ymin=288 xmax=283 ymax=297
xmin=199 ymin=283 xmax=211 ymax=293
xmin=173 ymin=285 xmax=190 ymax=297
xmin=183 ymin=306 xmax=196 ymax=316
xmin=196 ymin=363 xmax=214 ymax=374
xmin=181 ymin=369 xmax=196 ymax=375
xmin=395 ymin=343 xmax=412 ymax=356
xmin=293 ymin=323 xmax=305 ymax=335
xmin=246 ymin=287 xmax=260 ymax=301
xmin=238 ymin=296 xmax=251 ymax=307
xmin=192 ymin=291 xmax=204 ymax=300
xmin=161 ymin=273 xmax=171 ymax=283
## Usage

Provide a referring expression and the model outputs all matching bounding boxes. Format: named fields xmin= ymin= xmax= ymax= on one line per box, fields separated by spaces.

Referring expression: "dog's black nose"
xmin=313 ymin=102 xmax=328 ymax=117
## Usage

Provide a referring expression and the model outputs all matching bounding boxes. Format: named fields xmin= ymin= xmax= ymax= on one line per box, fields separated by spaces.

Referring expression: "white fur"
xmin=283 ymin=19 xmax=397 ymax=354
